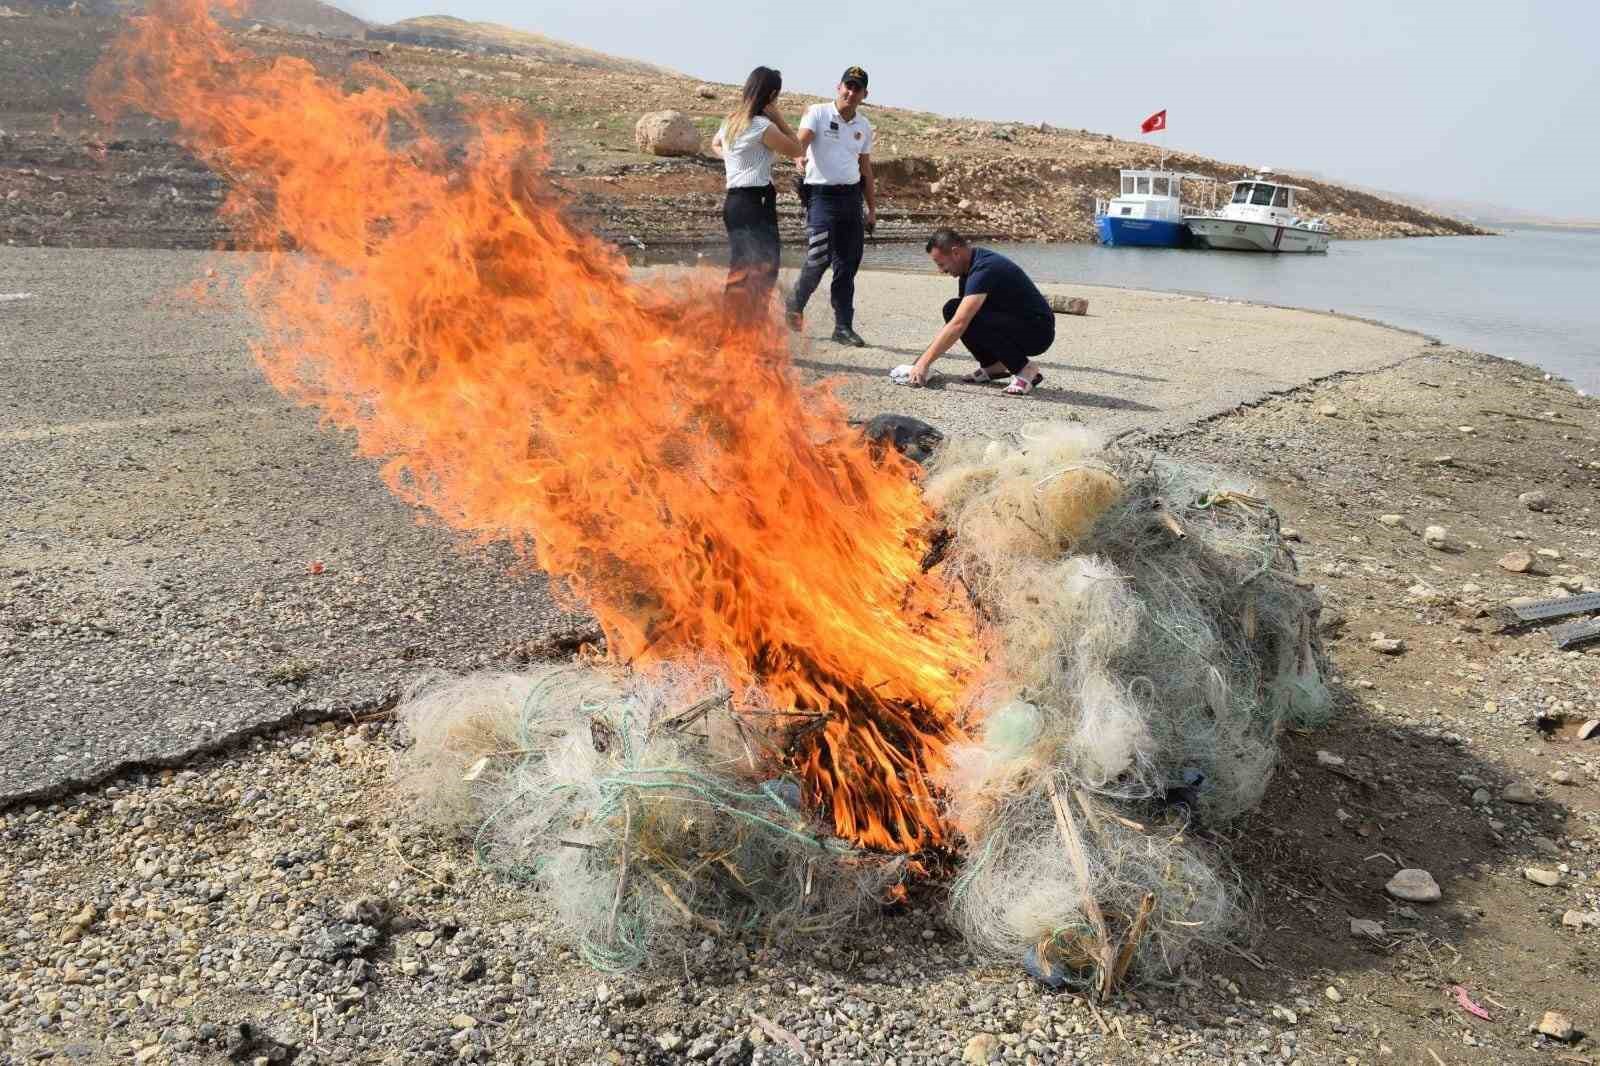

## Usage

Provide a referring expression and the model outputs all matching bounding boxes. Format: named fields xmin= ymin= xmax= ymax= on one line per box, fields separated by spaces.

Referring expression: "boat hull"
xmin=1096 ymin=215 xmax=1190 ymax=248
xmin=1186 ymin=217 xmax=1329 ymax=253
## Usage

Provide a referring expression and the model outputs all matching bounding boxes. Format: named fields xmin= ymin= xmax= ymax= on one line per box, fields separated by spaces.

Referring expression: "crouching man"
xmin=900 ymin=228 xmax=1054 ymax=395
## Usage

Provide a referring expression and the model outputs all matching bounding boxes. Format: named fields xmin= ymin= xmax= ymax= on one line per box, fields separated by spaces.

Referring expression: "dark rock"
xmin=300 ymin=921 xmax=383 ymax=962
xmin=861 ymin=414 xmax=944 ymax=465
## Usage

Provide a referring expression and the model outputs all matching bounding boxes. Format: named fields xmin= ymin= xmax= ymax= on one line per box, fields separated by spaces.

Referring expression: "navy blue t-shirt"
xmin=959 ymin=248 xmax=1052 ymax=321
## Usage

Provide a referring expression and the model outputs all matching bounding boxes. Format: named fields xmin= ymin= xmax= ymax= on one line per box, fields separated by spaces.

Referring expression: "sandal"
xmin=1004 ymin=371 xmax=1045 ymax=396
xmin=965 ymin=367 xmax=1010 ymax=384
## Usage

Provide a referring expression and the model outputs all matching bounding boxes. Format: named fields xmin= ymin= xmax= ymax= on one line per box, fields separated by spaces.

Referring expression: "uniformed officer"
xmin=786 ymin=65 xmax=876 ymax=347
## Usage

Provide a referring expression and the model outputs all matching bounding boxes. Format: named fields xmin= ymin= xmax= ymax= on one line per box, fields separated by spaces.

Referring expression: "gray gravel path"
xmin=0 ymin=248 xmax=588 ymax=804
xmin=0 ymin=247 xmax=1429 ymax=804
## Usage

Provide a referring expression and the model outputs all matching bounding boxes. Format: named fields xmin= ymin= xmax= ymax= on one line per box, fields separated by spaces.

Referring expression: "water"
xmin=650 ymin=227 xmax=1600 ymax=394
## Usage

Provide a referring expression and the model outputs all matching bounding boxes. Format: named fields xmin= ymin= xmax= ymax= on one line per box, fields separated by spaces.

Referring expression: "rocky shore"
xmin=0 ymin=9 xmax=1486 ymax=250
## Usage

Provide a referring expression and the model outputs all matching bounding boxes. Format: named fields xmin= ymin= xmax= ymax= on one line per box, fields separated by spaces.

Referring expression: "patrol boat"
xmin=1093 ymin=168 xmax=1194 ymax=247
xmin=1184 ymin=171 xmax=1331 ymax=253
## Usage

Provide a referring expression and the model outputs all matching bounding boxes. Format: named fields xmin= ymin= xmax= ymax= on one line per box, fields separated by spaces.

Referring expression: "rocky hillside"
xmin=0 ymin=5 xmax=1487 ymax=250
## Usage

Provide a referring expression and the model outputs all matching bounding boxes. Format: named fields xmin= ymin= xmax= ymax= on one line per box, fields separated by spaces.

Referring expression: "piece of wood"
xmin=1047 ymin=294 xmax=1089 ymax=315
xmin=1048 ymin=778 xmax=1116 ymax=1000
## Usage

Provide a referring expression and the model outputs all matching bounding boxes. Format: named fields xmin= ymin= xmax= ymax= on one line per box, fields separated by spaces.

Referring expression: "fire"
xmin=92 ymin=0 xmax=981 ymax=851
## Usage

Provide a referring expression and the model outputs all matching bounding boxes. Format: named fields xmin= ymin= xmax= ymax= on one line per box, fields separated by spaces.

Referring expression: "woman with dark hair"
xmin=710 ymin=66 xmax=802 ymax=322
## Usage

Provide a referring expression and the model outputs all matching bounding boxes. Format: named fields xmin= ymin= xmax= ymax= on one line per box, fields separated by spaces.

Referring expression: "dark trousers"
xmin=944 ymin=298 xmax=1055 ymax=374
xmin=723 ymin=184 xmax=780 ymax=321
xmin=787 ymin=184 xmax=864 ymax=330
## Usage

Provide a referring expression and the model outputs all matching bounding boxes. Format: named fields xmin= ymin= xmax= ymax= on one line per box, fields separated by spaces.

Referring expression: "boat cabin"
xmin=1102 ymin=168 xmax=1187 ymax=223
xmin=1216 ymin=176 xmax=1316 ymax=227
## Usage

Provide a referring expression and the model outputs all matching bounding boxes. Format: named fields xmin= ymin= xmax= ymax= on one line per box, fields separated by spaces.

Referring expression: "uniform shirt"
xmin=959 ymin=248 xmax=1053 ymax=321
xmin=799 ymin=102 xmax=874 ymax=186
xmin=716 ymin=116 xmax=775 ymax=189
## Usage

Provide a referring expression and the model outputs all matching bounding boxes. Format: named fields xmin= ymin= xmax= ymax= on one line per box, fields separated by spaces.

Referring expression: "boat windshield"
xmin=1250 ymin=185 xmax=1276 ymax=206
xmin=1231 ymin=184 xmax=1253 ymax=204
xmin=1122 ymin=175 xmax=1134 ymax=194
xmin=1136 ymin=176 xmax=1150 ymax=194
xmin=1273 ymin=186 xmax=1291 ymax=207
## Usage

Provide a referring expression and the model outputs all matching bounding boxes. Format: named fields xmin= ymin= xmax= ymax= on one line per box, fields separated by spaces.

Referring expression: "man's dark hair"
xmin=925 ymin=227 xmax=969 ymax=253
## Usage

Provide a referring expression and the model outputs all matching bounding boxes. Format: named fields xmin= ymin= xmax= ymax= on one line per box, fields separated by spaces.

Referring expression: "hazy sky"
xmin=341 ymin=0 xmax=1599 ymax=218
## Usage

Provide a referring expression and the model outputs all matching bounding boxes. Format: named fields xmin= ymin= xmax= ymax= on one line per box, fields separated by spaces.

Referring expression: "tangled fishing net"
xmin=397 ymin=421 xmax=1332 ymax=990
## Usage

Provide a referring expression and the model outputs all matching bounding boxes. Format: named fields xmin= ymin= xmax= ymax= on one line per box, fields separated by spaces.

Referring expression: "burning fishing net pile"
xmin=94 ymin=1 xmax=1330 ymax=992
xmin=398 ymin=422 xmax=1332 ymax=988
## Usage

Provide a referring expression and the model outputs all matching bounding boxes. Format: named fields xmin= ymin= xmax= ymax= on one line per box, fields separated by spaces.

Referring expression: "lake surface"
xmin=650 ymin=226 xmax=1600 ymax=395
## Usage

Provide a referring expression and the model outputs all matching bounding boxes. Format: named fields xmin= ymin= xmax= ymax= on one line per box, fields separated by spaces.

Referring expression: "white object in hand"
xmin=889 ymin=364 xmax=917 ymax=385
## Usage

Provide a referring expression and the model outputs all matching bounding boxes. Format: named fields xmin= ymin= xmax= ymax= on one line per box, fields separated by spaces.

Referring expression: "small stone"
xmin=1325 ymin=986 xmax=1344 ymax=1003
xmin=686 ymin=1035 xmax=720 ymax=1060
xmin=1386 ymin=868 xmax=1441 ymax=903
xmin=1470 ymin=788 xmax=1490 ymax=805
xmin=1422 ymin=526 xmax=1450 ymax=549
xmin=1281 ymin=527 xmax=1302 ymax=541
xmin=1551 ymin=770 xmax=1574 ymax=785
xmin=1537 ymin=1011 xmax=1574 ymax=1041
xmin=1349 ymin=918 xmax=1384 ymax=939
xmin=1457 ymin=425 xmax=1476 ymax=434
xmin=658 ymin=1033 xmax=685 ymax=1053
xmin=695 ymin=84 xmax=717 ymax=99
xmin=1433 ymin=455 xmax=1454 ymax=466
xmin=1578 ymin=719 xmax=1600 ymax=741
xmin=414 ymin=931 xmax=437 ymax=948
xmin=1537 ymin=548 xmax=1564 ymax=561
xmin=1377 ymin=514 xmax=1405 ymax=527
xmin=1502 ymin=783 xmax=1538 ymax=805
xmin=1316 ymin=750 xmax=1346 ymax=767
xmin=1317 ymin=404 xmax=1340 ymax=418
xmin=963 ymin=1034 xmax=1000 ymax=1064
xmin=1519 ymin=490 xmax=1552 ymax=512
xmin=1370 ymin=634 xmax=1405 ymax=654
xmin=450 ymin=1014 xmax=477 ymax=1031
xmin=1498 ymin=551 xmax=1535 ymax=574
xmin=1562 ymin=910 xmax=1600 ymax=929
xmin=400 ymin=958 xmax=420 ymax=976
xmin=1524 ymin=868 xmax=1561 ymax=887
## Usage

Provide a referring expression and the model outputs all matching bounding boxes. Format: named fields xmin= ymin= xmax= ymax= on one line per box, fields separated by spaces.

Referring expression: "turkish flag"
xmin=1140 ymin=109 xmax=1167 ymax=134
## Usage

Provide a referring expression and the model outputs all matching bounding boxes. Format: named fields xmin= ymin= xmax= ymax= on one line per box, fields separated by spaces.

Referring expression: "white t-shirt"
xmin=800 ymin=103 xmax=873 ymax=186
xmin=717 ymin=116 xmax=775 ymax=189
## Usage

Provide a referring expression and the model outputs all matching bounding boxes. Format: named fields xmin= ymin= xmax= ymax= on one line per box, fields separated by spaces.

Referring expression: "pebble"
xmin=963 ymin=1033 xmax=999 ymax=1064
xmin=1519 ymin=490 xmax=1552 ymax=512
xmin=1386 ymin=868 xmax=1441 ymax=903
xmin=1524 ymin=868 xmax=1562 ymax=887
xmin=1370 ymin=633 xmax=1405 ymax=654
xmin=1550 ymin=770 xmax=1574 ymax=785
xmin=1349 ymin=918 xmax=1384 ymax=939
xmin=1537 ymin=1011 xmax=1574 ymax=1041
xmin=451 ymin=1014 xmax=477 ymax=1031
xmin=1324 ymin=986 xmax=1344 ymax=1003
xmin=1422 ymin=525 xmax=1449 ymax=549
xmin=1498 ymin=550 xmax=1535 ymax=573
xmin=1502 ymin=783 xmax=1538 ymax=805
xmin=658 ymin=1032 xmax=685 ymax=1052
xmin=1537 ymin=548 xmax=1564 ymax=561
xmin=1316 ymin=750 xmax=1346 ymax=767
xmin=1377 ymin=514 xmax=1405 ymax=527
xmin=1317 ymin=405 xmax=1340 ymax=418
xmin=1561 ymin=910 xmax=1600 ymax=929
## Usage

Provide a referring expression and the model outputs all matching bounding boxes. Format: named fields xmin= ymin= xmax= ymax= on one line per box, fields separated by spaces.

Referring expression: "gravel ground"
xmin=0 ymin=247 xmax=591 ymax=804
xmin=1 ymin=247 xmax=1430 ymax=805
xmin=2 ymin=350 xmax=1595 ymax=1066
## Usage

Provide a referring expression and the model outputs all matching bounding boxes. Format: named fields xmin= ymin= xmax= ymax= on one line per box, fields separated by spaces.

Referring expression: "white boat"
xmin=1185 ymin=171 xmax=1330 ymax=253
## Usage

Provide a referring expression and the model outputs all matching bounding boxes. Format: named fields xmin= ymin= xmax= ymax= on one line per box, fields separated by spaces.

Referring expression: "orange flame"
xmin=92 ymin=0 xmax=980 ymax=851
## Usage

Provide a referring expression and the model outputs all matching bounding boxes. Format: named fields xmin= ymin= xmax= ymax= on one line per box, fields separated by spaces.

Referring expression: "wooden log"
xmin=1047 ymin=294 xmax=1089 ymax=316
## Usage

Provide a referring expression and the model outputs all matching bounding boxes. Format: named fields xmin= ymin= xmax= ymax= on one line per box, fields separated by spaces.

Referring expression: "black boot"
xmin=831 ymin=326 xmax=866 ymax=347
